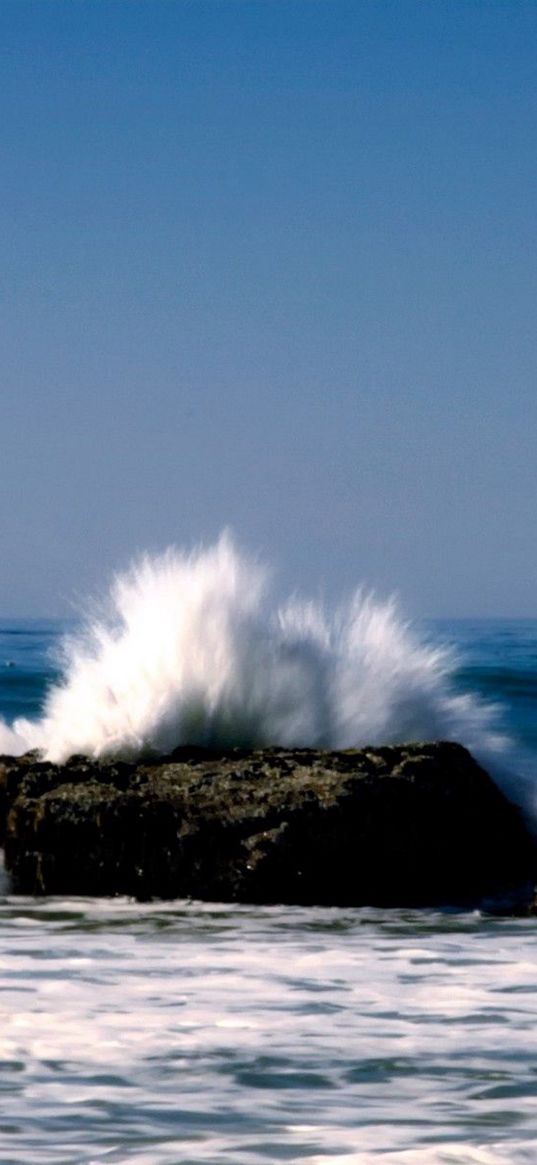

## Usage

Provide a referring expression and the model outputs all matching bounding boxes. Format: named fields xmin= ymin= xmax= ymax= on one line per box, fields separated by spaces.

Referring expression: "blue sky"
xmin=2 ymin=0 xmax=537 ymax=617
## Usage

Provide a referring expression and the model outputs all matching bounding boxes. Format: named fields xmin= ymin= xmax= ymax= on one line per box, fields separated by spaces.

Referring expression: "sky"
xmin=2 ymin=0 xmax=537 ymax=618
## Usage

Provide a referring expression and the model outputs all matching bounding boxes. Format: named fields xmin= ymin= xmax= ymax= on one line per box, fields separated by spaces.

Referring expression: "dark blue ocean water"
xmin=433 ymin=619 xmax=537 ymax=762
xmin=1 ymin=618 xmax=537 ymax=1165
xmin=0 ymin=619 xmax=64 ymax=724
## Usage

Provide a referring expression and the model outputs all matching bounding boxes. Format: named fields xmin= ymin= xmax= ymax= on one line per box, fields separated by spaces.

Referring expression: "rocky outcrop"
xmin=0 ymin=742 xmax=535 ymax=909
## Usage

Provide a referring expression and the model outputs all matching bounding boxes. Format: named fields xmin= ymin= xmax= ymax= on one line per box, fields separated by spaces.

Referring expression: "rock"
xmin=0 ymin=742 xmax=535 ymax=909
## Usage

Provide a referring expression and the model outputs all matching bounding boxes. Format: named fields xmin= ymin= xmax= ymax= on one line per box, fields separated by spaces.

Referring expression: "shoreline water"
xmin=2 ymin=891 xmax=537 ymax=1164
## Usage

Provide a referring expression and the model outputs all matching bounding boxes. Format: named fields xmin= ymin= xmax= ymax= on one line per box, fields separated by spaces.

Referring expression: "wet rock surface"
xmin=0 ymin=742 xmax=535 ymax=909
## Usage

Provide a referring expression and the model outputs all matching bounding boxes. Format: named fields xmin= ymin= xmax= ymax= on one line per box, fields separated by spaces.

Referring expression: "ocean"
xmin=1 ymin=570 xmax=537 ymax=1163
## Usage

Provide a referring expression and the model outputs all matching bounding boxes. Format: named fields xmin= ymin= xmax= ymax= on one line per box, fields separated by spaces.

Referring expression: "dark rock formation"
xmin=0 ymin=742 xmax=535 ymax=909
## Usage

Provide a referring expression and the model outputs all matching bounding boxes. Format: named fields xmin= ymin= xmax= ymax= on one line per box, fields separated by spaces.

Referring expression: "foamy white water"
xmin=2 ymin=896 xmax=537 ymax=1165
xmin=0 ymin=534 xmax=505 ymax=765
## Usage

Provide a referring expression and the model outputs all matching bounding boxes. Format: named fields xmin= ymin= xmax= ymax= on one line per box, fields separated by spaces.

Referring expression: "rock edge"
xmin=0 ymin=742 xmax=535 ymax=910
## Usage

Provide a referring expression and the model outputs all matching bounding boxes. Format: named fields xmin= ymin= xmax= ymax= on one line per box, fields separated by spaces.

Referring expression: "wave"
xmin=458 ymin=665 xmax=537 ymax=699
xmin=0 ymin=533 xmax=509 ymax=772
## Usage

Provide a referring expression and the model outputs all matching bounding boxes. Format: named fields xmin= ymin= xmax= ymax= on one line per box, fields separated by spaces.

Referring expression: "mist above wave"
xmin=0 ymin=533 xmax=505 ymax=765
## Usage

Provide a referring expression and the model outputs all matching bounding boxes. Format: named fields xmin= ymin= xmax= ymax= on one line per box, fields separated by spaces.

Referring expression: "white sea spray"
xmin=0 ymin=533 xmax=506 ymax=767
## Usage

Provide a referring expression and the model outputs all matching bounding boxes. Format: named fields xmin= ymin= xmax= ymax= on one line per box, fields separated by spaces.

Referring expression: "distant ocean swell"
xmin=0 ymin=534 xmax=511 ymax=781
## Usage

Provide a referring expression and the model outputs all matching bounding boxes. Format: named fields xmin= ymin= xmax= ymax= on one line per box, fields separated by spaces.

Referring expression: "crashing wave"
xmin=0 ymin=533 xmax=506 ymax=766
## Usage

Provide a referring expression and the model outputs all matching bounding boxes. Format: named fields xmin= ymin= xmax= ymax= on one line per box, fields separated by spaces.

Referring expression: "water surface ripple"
xmin=1 ymin=894 xmax=537 ymax=1164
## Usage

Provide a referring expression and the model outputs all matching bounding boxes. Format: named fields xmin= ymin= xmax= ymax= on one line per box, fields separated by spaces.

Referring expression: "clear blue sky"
xmin=2 ymin=0 xmax=537 ymax=617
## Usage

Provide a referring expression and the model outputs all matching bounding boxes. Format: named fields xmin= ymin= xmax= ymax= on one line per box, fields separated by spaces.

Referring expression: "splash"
xmin=0 ymin=533 xmax=506 ymax=766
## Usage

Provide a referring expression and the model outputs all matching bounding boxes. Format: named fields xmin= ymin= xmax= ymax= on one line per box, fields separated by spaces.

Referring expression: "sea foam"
xmin=0 ymin=533 xmax=507 ymax=766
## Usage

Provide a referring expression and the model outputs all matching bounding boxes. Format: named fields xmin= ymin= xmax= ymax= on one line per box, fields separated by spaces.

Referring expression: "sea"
xmin=1 ymin=606 xmax=537 ymax=1164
